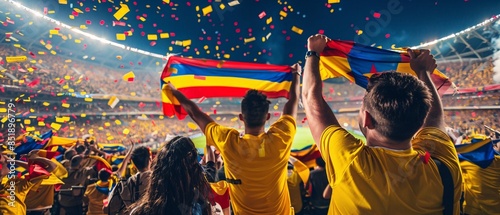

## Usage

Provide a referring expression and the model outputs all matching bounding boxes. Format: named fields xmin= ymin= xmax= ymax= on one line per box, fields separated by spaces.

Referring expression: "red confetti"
xmin=373 ymin=12 xmax=381 ymax=18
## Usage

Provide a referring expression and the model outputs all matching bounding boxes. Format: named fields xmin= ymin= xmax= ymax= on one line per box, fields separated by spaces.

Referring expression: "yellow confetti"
xmin=115 ymin=120 xmax=122 ymax=125
xmin=62 ymin=103 xmax=70 ymax=108
xmin=43 ymin=102 xmax=50 ymax=106
xmin=202 ymin=5 xmax=213 ymax=16
xmin=51 ymin=123 xmax=62 ymax=131
xmin=266 ymin=17 xmax=272 ymax=24
xmin=49 ymin=30 xmax=59 ymax=35
xmin=113 ymin=4 xmax=130 ymax=20
xmin=187 ymin=122 xmax=198 ymax=130
xmin=328 ymin=0 xmax=340 ymax=3
xmin=291 ymin=26 xmax=303 ymax=35
xmin=123 ymin=128 xmax=130 ymax=135
xmin=38 ymin=121 xmax=45 ymax=127
xmin=84 ymin=98 xmax=93 ymax=102
xmin=147 ymin=34 xmax=158 ymax=40
xmin=280 ymin=11 xmax=287 ymax=17
xmin=244 ymin=37 xmax=256 ymax=44
xmin=219 ymin=3 xmax=225 ymax=10
xmin=182 ymin=40 xmax=192 ymax=47
xmin=81 ymin=113 xmax=87 ymax=117
xmin=160 ymin=33 xmax=170 ymax=39
xmin=26 ymin=126 xmax=35 ymax=132
xmin=5 ymin=56 xmax=27 ymax=63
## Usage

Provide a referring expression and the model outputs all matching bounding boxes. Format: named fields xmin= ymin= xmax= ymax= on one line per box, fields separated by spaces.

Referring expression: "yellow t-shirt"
xmin=84 ymin=183 xmax=109 ymax=215
xmin=205 ymin=115 xmax=296 ymax=215
xmin=321 ymin=126 xmax=462 ymax=215
xmin=26 ymin=185 xmax=54 ymax=211
xmin=0 ymin=176 xmax=46 ymax=215
xmin=461 ymin=155 xmax=500 ymax=215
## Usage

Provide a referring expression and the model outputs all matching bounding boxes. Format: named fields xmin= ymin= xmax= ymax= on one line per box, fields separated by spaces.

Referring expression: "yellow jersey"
xmin=321 ymin=126 xmax=462 ymax=215
xmin=84 ymin=183 xmax=109 ymax=215
xmin=205 ymin=115 xmax=296 ymax=215
xmin=461 ymin=156 xmax=500 ymax=215
xmin=0 ymin=175 xmax=46 ymax=215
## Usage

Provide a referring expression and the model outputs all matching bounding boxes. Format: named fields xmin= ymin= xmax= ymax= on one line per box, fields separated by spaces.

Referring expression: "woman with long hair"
xmin=129 ymin=136 xmax=212 ymax=215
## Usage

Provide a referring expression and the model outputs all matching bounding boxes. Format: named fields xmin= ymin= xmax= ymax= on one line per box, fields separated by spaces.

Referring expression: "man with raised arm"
xmin=167 ymin=63 xmax=301 ymax=214
xmin=301 ymin=34 xmax=462 ymax=214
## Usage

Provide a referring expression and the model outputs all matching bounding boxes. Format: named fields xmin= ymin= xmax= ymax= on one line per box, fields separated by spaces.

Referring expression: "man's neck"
xmin=366 ymin=133 xmax=412 ymax=150
xmin=244 ymin=126 xmax=265 ymax=136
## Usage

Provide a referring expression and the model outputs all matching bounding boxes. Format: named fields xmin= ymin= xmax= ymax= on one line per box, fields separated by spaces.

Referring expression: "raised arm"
xmin=166 ymin=82 xmax=214 ymax=133
xmin=282 ymin=63 xmax=301 ymax=119
xmin=115 ymin=139 xmax=135 ymax=178
xmin=302 ymin=35 xmax=339 ymax=147
xmin=408 ymin=49 xmax=444 ymax=131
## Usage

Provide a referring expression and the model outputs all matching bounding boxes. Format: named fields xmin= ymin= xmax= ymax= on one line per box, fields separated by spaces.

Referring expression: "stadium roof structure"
xmin=412 ymin=15 xmax=500 ymax=62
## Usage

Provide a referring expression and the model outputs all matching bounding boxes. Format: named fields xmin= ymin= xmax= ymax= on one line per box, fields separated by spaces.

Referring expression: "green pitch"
xmin=191 ymin=126 xmax=366 ymax=150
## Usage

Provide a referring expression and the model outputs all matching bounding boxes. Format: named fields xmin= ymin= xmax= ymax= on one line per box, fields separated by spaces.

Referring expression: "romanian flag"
xmin=320 ymin=40 xmax=452 ymax=95
xmin=161 ymin=56 xmax=293 ymax=119
xmin=455 ymin=137 xmax=496 ymax=168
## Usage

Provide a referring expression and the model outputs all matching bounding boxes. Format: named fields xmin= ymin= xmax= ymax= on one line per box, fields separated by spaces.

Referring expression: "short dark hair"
xmin=75 ymin=145 xmax=86 ymax=154
xmin=363 ymin=73 xmax=432 ymax=141
xmin=316 ymin=157 xmax=326 ymax=168
xmin=241 ymin=90 xmax=271 ymax=128
xmin=132 ymin=146 xmax=151 ymax=170
xmin=98 ymin=169 xmax=111 ymax=181
xmin=64 ymin=149 xmax=76 ymax=160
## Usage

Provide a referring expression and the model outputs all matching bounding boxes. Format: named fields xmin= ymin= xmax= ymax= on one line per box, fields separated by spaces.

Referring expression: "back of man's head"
xmin=132 ymin=146 xmax=151 ymax=171
xmin=75 ymin=145 xmax=86 ymax=154
xmin=241 ymin=90 xmax=271 ymax=128
xmin=98 ymin=169 xmax=111 ymax=181
xmin=363 ymin=73 xmax=432 ymax=142
xmin=64 ymin=149 xmax=76 ymax=160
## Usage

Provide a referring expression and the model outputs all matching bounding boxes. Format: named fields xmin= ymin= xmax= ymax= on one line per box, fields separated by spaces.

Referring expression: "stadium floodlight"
xmin=5 ymin=0 xmax=170 ymax=60
xmin=412 ymin=14 xmax=500 ymax=49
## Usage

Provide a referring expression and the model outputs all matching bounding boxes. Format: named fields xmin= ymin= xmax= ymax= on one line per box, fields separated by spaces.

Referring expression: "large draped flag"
xmin=455 ymin=137 xmax=497 ymax=168
xmin=161 ymin=56 xmax=293 ymax=119
xmin=319 ymin=40 xmax=453 ymax=95
xmin=14 ymin=130 xmax=53 ymax=159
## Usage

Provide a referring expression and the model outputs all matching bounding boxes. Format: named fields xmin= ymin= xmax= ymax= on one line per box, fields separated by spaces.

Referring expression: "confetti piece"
xmin=123 ymin=128 xmax=130 ymax=135
xmin=146 ymin=34 xmax=158 ymax=41
xmin=116 ymin=33 xmax=126 ymax=40
xmin=51 ymin=123 xmax=62 ymax=131
xmin=373 ymin=12 xmax=381 ymax=18
xmin=84 ymin=98 xmax=93 ymax=102
xmin=62 ymin=103 xmax=70 ymax=108
xmin=202 ymin=5 xmax=213 ymax=16
xmin=266 ymin=17 xmax=272 ymax=24
xmin=160 ymin=33 xmax=170 ymax=39
xmin=81 ymin=113 xmax=87 ymax=117
xmin=6 ymin=56 xmax=27 ymax=63
xmin=228 ymin=0 xmax=240 ymax=6
xmin=328 ymin=0 xmax=340 ymax=3
xmin=114 ymin=4 xmax=130 ymax=20
xmin=258 ymin=11 xmax=267 ymax=19
xmin=291 ymin=26 xmax=303 ymax=35
xmin=108 ymin=96 xmax=119 ymax=108
xmin=187 ymin=122 xmax=198 ymax=130
xmin=122 ymin=71 xmax=135 ymax=82
xmin=182 ymin=40 xmax=192 ymax=47
xmin=244 ymin=37 xmax=256 ymax=44
xmin=115 ymin=120 xmax=122 ymax=125
xmin=59 ymin=0 xmax=67 ymax=4
xmin=38 ymin=121 xmax=45 ymax=127
xmin=49 ymin=30 xmax=59 ymax=35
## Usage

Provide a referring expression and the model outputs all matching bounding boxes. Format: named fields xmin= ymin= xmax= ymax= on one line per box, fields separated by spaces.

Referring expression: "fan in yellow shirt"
xmin=84 ymin=169 xmax=113 ymax=215
xmin=0 ymin=152 xmax=57 ymax=215
xmin=302 ymin=36 xmax=462 ymax=215
xmin=167 ymin=64 xmax=301 ymax=215
xmin=461 ymin=155 xmax=500 ymax=215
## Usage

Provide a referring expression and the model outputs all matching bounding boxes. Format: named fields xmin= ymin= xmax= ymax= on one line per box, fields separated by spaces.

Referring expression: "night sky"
xmin=11 ymin=0 xmax=500 ymax=66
